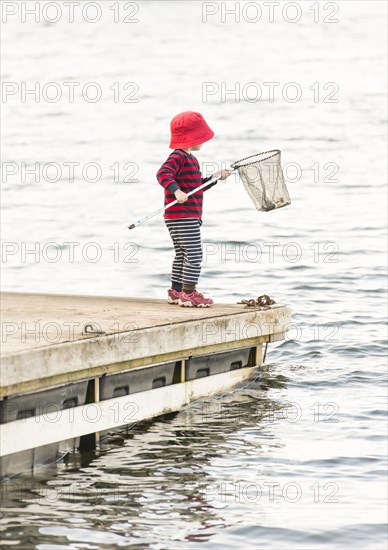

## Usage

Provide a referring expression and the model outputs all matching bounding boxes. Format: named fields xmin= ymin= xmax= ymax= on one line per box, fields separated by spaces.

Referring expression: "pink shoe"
xmin=179 ymin=291 xmax=214 ymax=308
xmin=167 ymin=289 xmax=180 ymax=304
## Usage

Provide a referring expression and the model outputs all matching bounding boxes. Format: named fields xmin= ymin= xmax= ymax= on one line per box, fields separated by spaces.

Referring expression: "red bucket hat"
xmin=169 ymin=111 xmax=215 ymax=149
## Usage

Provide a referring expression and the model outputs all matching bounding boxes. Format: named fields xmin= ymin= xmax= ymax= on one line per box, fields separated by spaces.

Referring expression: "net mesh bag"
xmin=232 ymin=150 xmax=291 ymax=212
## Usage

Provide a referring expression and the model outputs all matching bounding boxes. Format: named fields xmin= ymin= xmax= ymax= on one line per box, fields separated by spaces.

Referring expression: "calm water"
xmin=1 ymin=1 xmax=387 ymax=548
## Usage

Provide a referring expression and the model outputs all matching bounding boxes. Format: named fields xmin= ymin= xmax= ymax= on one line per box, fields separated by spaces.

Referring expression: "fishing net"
xmin=231 ymin=150 xmax=291 ymax=212
xmin=128 ymin=148 xmax=290 ymax=230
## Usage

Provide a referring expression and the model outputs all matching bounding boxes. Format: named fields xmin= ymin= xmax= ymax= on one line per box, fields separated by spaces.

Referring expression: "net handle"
xmin=231 ymin=149 xmax=281 ymax=170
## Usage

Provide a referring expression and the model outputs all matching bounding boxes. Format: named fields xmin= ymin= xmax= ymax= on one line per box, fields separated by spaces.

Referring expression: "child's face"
xmin=190 ymin=143 xmax=203 ymax=151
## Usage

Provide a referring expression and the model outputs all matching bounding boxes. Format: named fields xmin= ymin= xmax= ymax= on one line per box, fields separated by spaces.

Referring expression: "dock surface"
xmin=1 ymin=292 xmax=284 ymax=355
xmin=1 ymin=292 xmax=291 ymax=397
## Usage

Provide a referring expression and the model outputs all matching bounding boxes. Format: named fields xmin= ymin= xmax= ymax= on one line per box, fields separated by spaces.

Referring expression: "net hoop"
xmin=231 ymin=149 xmax=290 ymax=212
xmin=231 ymin=149 xmax=281 ymax=170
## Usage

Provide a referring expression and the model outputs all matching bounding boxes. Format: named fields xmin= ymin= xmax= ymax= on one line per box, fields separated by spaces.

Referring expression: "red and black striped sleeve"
xmin=157 ymin=152 xmax=185 ymax=194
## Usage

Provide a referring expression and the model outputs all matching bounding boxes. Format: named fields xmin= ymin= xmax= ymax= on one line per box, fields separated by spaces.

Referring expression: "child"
xmin=157 ymin=111 xmax=230 ymax=307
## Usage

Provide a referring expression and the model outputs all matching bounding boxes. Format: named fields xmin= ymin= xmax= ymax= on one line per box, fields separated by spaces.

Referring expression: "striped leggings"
xmin=165 ymin=218 xmax=202 ymax=287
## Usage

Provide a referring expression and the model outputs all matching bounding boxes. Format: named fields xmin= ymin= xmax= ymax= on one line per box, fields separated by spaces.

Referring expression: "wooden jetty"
xmin=0 ymin=292 xmax=291 ymax=478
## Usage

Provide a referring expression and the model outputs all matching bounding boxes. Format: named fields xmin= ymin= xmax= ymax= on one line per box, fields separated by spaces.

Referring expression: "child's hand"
xmin=214 ymin=169 xmax=231 ymax=181
xmin=174 ymin=189 xmax=188 ymax=203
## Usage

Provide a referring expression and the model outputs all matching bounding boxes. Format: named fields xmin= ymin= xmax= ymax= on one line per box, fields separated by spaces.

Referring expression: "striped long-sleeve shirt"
xmin=156 ymin=149 xmax=217 ymax=219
